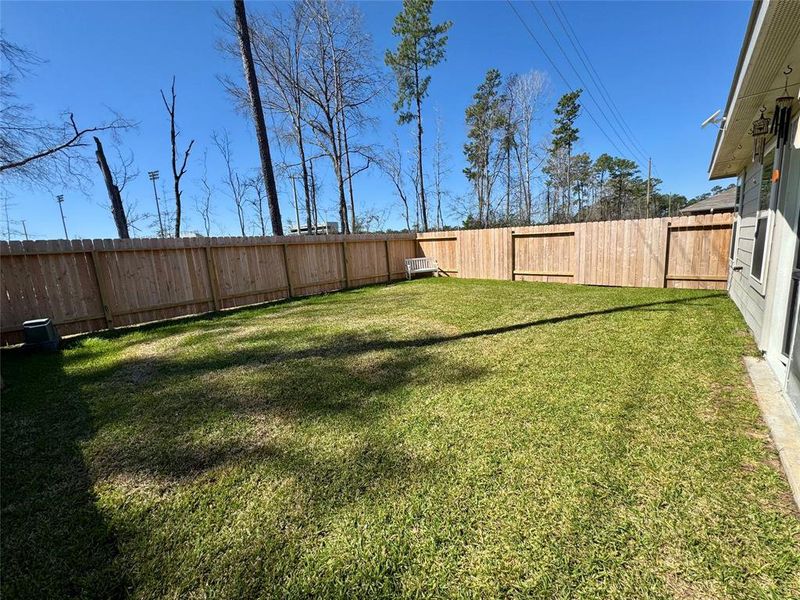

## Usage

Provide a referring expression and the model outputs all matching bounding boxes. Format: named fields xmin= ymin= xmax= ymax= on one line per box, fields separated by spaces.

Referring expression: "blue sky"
xmin=1 ymin=0 xmax=749 ymax=239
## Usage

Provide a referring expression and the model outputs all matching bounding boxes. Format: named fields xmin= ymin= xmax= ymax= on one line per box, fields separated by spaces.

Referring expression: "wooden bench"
xmin=405 ymin=257 xmax=439 ymax=280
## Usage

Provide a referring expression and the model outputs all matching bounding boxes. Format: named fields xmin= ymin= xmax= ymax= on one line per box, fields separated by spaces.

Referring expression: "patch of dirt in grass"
xmin=663 ymin=571 xmax=723 ymax=600
xmin=97 ymin=471 xmax=174 ymax=499
xmin=696 ymin=381 xmax=739 ymax=424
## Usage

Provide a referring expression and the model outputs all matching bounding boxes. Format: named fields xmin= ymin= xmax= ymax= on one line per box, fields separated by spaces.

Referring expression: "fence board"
xmin=0 ymin=233 xmax=416 ymax=344
xmin=416 ymin=234 xmax=458 ymax=275
xmin=0 ymin=217 xmax=732 ymax=345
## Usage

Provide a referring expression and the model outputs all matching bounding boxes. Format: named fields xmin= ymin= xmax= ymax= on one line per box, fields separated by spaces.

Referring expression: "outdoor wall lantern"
xmin=751 ymin=107 xmax=770 ymax=163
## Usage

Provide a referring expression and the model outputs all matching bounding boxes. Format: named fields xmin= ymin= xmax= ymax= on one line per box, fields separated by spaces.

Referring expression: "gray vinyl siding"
xmin=729 ymin=160 xmax=766 ymax=346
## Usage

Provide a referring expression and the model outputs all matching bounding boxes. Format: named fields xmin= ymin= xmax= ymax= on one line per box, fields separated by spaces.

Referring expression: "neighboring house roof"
xmin=708 ymin=0 xmax=800 ymax=180
xmin=680 ymin=188 xmax=737 ymax=214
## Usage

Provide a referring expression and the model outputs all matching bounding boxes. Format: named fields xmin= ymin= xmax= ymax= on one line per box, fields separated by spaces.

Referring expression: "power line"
xmin=548 ymin=1 xmax=650 ymax=163
xmin=505 ymin=0 xmax=632 ymax=160
xmin=526 ymin=0 xmax=642 ymax=163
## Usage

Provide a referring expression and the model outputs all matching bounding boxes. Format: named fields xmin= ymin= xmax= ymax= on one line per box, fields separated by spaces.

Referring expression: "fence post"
xmin=203 ymin=242 xmax=221 ymax=311
xmin=508 ymin=228 xmax=515 ymax=281
xmin=662 ymin=221 xmax=672 ymax=288
xmin=89 ymin=245 xmax=115 ymax=330
xmin=455 ymin=232 xmax=461 ymax=279
xmin=384 ymin=238 xmax=392 ymax=282
xmin=282 ymin=243 xmax=294 ymax=297
xmin=341 ymin=240 xmax=350 ymax=288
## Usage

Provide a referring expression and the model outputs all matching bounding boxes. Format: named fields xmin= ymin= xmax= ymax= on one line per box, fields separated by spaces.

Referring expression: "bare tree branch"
xmin=0 ymin=113 xmax=132 ymax=173
xmin=160 ymin=76 xmax=194 ymax=237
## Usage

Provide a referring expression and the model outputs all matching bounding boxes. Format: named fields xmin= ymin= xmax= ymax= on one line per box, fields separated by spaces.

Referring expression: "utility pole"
xmin=646 ymin=157 xmax=652 ymax=218
xmin=56 ymin=195 xmax=69 ymax=239
xmin=148 ymin=170 xmax=165 ymax=237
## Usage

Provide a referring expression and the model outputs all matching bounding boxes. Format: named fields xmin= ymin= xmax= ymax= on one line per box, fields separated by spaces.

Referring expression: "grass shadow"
xmin=1 ymin=353 xmax=127 ymax=599
xmin=0 ymin=288 xmax=731 ymax=597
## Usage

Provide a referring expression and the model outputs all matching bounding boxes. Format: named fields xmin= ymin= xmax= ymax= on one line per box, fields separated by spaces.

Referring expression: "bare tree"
xmin=196 ymin=150 xmax=214 ymax=237
xmin=507 ymin=70 xmax=548 ymax=223
xmin=300 ymin=0 xmax=382 ymax=234
xmin=431 ymin=113 xmax=451 ymax=230
xmin=122 ymin=198 xmax=150 ymax=238
xmin=353 ymin=206 xmax=388 ymax=233
xmin=213 ymin=130 xmax=249 ymax=237
xmin=378 ymin=136 xmax=414 ymax=231
xmin=244 ymin=3 xmax=314 ymax=235
xmin=298 ymin=5 xmax=348 ymax=233
xmin=233 ymin=0 xmax=283 ymax=235
xmin=93 ymin=137 xmax=132 ymax=238
xmin=308 ymin=156 xmax=319 ymax=228
xmin=160 ymin=77 xmax=194 ymax=237
xmin=1 ymin=39 xmax=133 ymax=187
xmin=246 ymin=174 xmax=267 ymax=236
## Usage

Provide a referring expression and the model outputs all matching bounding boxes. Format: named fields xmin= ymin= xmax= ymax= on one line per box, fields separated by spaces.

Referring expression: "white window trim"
xmin=750 ymin=140 xmax=779 ymax=294
xmin=729 ymin=173 xmax=743 ymax=265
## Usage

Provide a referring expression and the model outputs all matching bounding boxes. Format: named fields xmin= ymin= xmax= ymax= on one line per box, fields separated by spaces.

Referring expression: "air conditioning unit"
xmin=23 ymin=318 xmax=61 ymax=351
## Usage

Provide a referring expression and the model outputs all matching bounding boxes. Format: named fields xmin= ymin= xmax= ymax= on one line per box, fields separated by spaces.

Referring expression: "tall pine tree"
xmin=385 ymin=0 xmax=452 ymax=231
xmin=550 ymin=89 xmax=582 ymax=220
xmin=463 ymin=69 xmax=506 ymax=226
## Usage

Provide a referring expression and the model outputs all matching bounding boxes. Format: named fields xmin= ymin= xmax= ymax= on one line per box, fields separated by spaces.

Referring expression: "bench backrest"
xmin=405 ymin=257 xmax=438 ymax=272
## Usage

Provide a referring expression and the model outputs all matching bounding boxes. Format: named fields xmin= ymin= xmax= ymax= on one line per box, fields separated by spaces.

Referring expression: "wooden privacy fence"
xmin=0 ymin=233 xmax=416 ymax=345
xmin=0 ymin=214 xmax=731 ymax=345
xmin=416 ymin=213 xmax=733 ymax=289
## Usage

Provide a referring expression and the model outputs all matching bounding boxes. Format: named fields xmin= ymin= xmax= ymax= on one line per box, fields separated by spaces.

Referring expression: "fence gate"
xmin=663 ymin=220 xmax=732 ymax=290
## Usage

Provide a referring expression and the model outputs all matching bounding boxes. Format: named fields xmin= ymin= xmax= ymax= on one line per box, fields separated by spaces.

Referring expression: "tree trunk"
xmin=506 ymin=141 xmax=511 ymax=221
xmin=414 ymin=65 xmax=428 ymax=231
xmin=330 ymin=113 xmax=349 ymax=234
xmin=174 ymin=179 xmax=182 ymax=237
xmin=546 ymin=183 xmax=551 ymax=224
xmin=94 ymin=137 xmax=129 ymax=239
xmin=341 ymin=110 xmax=357 ymax=233
xmin=293 ymin=46 xmax=313 ymax=235
xmin=234 ymin=0 xmax=283 ymax=235
xmin=566 ymin=144 xmax=572 ymax=222
xmin=309 ymin=158 xmax=318 ymax=229
xmin=296 ymin=120 xmax=313 ymax=234
xmin=335 ymin=159 xmax=348 ymax=233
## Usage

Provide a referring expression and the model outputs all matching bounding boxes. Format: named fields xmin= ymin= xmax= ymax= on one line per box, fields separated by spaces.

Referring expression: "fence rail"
xmin=0 ymin=214 xmax=732 ymax=345
xmin=0 ymin=233 xmax=417 ymax=345
xmin=417 ymin=213 xmax=733 ymax=289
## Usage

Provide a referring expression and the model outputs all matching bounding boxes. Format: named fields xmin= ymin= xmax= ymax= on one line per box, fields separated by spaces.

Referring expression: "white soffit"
xmin=710 ymin=0 xmax=800 ymax=179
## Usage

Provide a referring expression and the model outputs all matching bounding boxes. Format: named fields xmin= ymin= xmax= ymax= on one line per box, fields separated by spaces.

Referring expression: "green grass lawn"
xmin=2 ymin=278 xmax=799 ymax=598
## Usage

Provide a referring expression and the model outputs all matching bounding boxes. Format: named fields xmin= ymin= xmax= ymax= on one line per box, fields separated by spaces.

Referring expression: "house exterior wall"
xmin=766 ymin=120 xmax=800 ymax=418
xmin=729 ymin=118 xmax=800 ymax=419
xmin=729 ymin=160 xmax=767 ymax=341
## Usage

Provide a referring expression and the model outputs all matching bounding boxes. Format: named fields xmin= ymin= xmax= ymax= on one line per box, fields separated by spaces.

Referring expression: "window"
xmin=729 ymin=176 xmax=743 ymax=261
xmin=751 ymin=216 xmax=768 ymax=280
xmin=758 ymin=151 xmax=773 ymax=211
xmin=751 ymin=150 xmax=774 ymax=283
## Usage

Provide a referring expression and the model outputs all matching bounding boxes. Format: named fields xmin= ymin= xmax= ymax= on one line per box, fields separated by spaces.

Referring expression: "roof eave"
xmin=708 ymin=0 xmax=765 ymax=179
